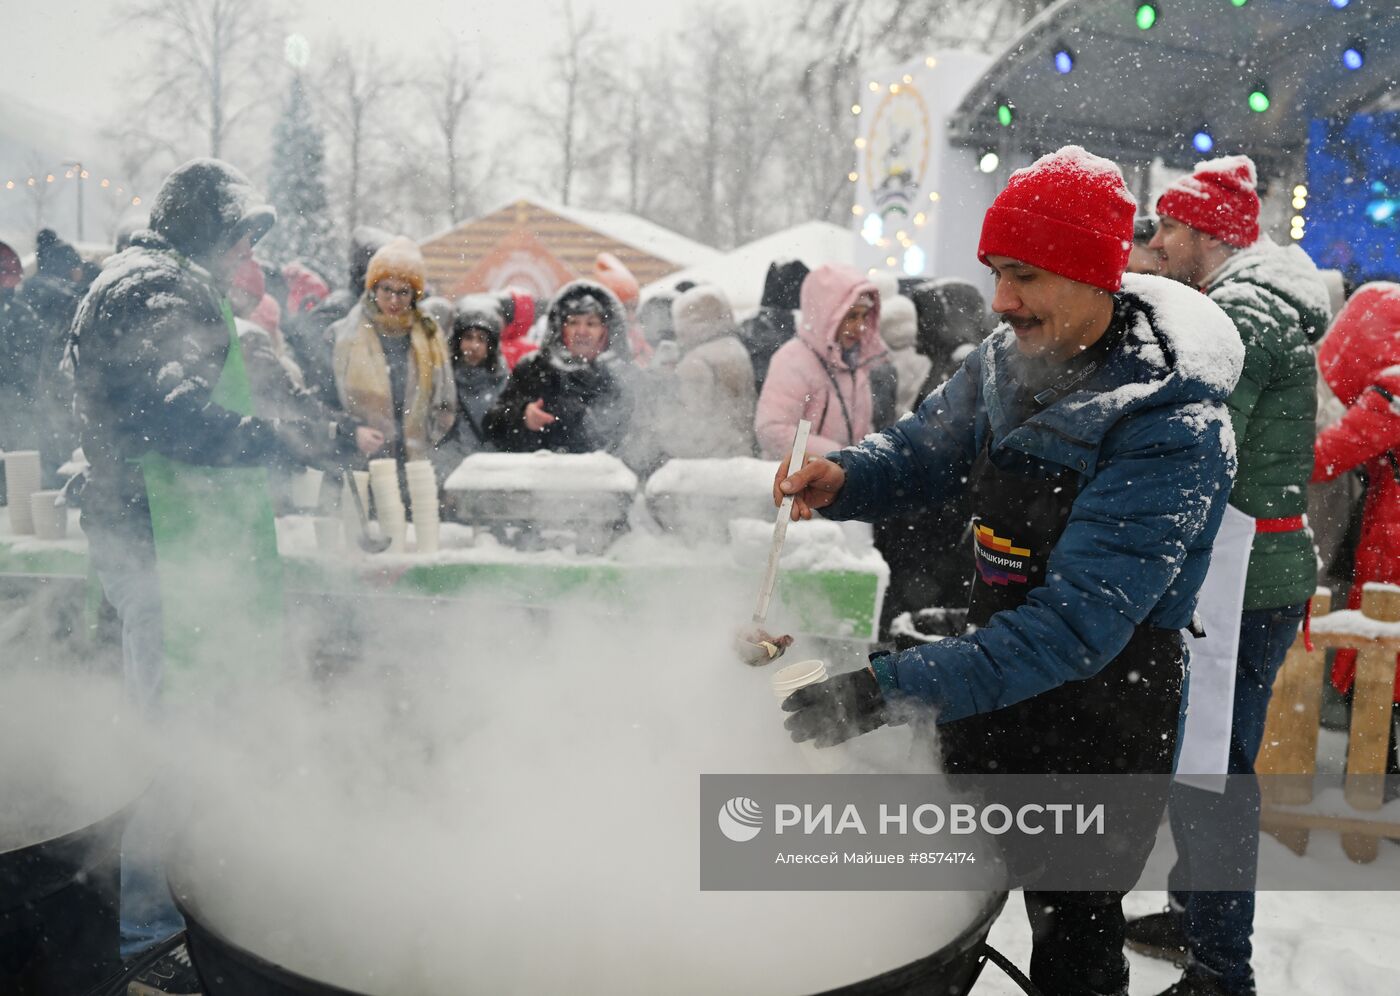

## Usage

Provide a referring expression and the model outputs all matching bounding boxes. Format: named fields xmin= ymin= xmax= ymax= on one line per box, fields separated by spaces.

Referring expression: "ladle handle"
xmin=753 ymin=419 xmax=811 ymax=625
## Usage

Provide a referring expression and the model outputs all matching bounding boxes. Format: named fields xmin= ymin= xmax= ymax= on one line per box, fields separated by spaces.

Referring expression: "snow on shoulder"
xmin=1010 ymin=145 xmax=1137 ymax=210
xmin=1121 ymin=272 xmax=1244 ymax=395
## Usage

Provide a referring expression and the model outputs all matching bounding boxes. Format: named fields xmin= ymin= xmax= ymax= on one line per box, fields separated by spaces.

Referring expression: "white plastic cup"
xmin=291 ymin=468 xmax=325 ymax=509
xmin=29 ymin=491 xmax=67 ymax=540
xmin=770 ymin=659 xmax=850 ymax=773
xmin=771 ymin=659 xmax=828 ymax=702
xmin=4 ymin=451 xmax=41 ymax=535
xmin=415 ymin=518 xmax=440 ymax=554
xmin=313 ymin=516 xmax=343 ymax=554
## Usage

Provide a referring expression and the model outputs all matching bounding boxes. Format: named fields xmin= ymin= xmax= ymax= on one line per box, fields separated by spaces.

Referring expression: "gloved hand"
xmin=782 ymin=666 xmax=888 ymax=747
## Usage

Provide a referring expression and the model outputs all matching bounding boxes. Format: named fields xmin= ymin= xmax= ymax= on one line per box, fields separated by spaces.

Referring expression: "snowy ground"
xmin=977 ymin=727 xmax=1400 ymax=995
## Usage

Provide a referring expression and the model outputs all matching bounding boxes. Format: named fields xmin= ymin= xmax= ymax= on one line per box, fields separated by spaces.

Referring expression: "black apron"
xmin=936 ymin=439 xmax=1184 ymax=777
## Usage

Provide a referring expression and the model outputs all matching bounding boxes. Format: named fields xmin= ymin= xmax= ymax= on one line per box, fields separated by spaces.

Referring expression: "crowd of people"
xmin=4 ymin=150 xmax=1400 ymax=994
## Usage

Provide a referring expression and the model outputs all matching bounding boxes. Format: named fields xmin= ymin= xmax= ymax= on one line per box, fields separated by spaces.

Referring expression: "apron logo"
xmin=974 ymin=524 xmax=1030 ymax=586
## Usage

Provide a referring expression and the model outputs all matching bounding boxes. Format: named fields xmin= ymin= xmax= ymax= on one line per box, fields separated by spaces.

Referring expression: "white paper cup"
xmin=29 ymin=491 xmax=66 ymax=540
xmin=415 ymin=519 xmax=440 ymax=554
xmin=771 ymin=659 xmax=851 ymax=773
xmin=771 ymin=659 xmax=828 ymax=702
xmin=4 ymin=451 xmax=41 ymax=534
xmin=291 ymin=468 xmax=325 ymax=509
xmin=313 ymin=516 xmax=344 ymax=554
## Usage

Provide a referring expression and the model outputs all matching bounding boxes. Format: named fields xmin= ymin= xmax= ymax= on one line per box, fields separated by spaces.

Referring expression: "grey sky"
xmin=3 ymin=0 xmax=694 ymax=125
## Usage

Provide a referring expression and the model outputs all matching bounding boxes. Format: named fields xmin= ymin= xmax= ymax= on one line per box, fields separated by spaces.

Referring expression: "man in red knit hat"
xmin=1131 ymin=156 xmax=1331 ymax=996
xmin=773 ymin=146 xmax=1243 ymax=996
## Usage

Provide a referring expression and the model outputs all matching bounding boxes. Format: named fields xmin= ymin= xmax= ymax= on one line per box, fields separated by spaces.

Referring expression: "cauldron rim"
xmin=0 ymin=794 xmax=143 ymax=913
xmin=814 ymin=888 xmax=1008 ymax=996
xmin=169 ymin=865 xmax=369 ymax=996
xmin=171 ymin=862 xmax=1009 ymax=996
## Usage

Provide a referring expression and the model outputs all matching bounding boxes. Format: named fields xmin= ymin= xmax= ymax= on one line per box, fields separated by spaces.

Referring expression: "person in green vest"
xmin=1128 ymin=155 xmax=1332 ymax=996
xmin=67 ymin=158 xmax=381 ymax=955
xmin=69 ymin=157 xmax=380 ymax=709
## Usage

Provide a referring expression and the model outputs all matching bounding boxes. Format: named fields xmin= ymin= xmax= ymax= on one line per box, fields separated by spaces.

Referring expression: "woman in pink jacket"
xmin=755 ymin=263 xmax=887 ymax=457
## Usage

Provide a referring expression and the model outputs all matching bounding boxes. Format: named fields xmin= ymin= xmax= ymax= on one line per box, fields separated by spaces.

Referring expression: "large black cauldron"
xmin=0 ymin=802 xmax=131 ymax=993
xmin=173 ymin=882 xmax=1028 ymax=996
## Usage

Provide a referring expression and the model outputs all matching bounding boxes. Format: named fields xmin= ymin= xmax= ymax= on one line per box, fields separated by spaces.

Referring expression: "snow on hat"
xmin=672 ymin=284 xmax=735 ymax=348
xmin=150 ymin=158 xmax=275 ymax=262
xmin=1155 ymin=155 xmax=1260 ymax=249
xmin=562 ymin=291 xmax=608 ymax=319
xmin=364 ymin=236 xmax=426 ymax=296
xmin=977 ymin=145 xmax=1137 ymax=292
xmin=593 ymin=252 xmax=639 ymax=305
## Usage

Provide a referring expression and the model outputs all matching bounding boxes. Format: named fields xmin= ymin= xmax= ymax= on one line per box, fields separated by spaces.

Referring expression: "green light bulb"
xmin=997 ymin=104 xmax=1013 ymax=127
xmin=1248 ymin=90 xmax=1270 ymax=113
xmin=1136 ymin=4 xmax=1157 ymax=30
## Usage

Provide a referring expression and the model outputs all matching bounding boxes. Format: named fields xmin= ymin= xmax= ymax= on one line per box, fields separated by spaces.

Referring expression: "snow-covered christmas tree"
xmin=261 ymin=74 xmax=337 ymax=280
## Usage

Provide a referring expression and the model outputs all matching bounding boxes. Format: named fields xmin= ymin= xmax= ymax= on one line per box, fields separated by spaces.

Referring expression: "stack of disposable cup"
xmin=3 ymin=451 xmax=42 ymax=535
xmin=368 ymin=458 xmax=406 ymax=552
xmin=29 ymin=490 xmax=67 ymax=541
xmin=404 ymin=459 xmax=439 ymax=554
xmin=771 ymin=659 xmax=848 ymax=774
xmin=291 ymin=468 xmax=325 ymax=510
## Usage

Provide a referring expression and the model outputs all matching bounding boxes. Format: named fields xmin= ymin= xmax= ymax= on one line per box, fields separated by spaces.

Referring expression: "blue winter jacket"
xmin=822 ymin=274 xmax=1242 ymax=724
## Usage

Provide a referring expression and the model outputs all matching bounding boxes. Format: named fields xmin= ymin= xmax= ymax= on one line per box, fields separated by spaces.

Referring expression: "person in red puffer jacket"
xmin=498 ymin=288 xmax=539 ymax=370
xmin=1313 ymin=281 xmax=1400 ymax=705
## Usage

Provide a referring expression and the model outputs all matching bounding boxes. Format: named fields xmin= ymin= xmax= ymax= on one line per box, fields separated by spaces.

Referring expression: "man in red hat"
xmin=774 ymin=146 xmax=1243 ymax=996
xmin=1130 ymin=156 xmax=1331 ymax=995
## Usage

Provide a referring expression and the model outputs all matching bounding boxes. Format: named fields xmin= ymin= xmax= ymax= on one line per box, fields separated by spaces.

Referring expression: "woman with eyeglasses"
xmin=330 ymin=236 xmax=457 ymax=467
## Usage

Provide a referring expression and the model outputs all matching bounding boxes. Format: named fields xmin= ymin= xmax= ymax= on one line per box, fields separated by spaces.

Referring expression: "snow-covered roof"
xmin=536 ymin=199 xmax=721 ymax=268
xmin=642 ymin=221 xmax=857 ymax=312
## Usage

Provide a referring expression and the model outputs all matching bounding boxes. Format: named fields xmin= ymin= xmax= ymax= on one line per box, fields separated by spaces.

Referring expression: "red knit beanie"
xmin=1155 ymin=155 xmax=1260 ymax=249
xmin=977 ymin=145 xmax=1136 ymax=292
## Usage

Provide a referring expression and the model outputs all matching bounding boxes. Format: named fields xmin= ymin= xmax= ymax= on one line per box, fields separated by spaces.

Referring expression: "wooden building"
xmin=418 ymin=198 xmax=719 ymax=299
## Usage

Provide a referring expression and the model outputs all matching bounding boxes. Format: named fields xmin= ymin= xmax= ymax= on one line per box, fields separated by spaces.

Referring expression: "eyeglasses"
xmin=376 ymin=284 xmax=414 ymax=300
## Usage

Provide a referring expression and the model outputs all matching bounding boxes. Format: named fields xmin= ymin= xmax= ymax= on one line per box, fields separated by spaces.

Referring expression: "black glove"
xmin=782 ymin=667 xmax=887 ymax=748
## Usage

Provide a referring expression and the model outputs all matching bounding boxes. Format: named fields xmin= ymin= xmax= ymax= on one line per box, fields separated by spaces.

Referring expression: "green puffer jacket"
xmin=1205 ymin=240 xmax=1331 ymax=610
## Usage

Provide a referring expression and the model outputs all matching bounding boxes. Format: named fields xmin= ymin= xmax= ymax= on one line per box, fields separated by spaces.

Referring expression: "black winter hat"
xmin=35 ymin=228 xmax=83 ymax=277
xmin=349 ymin=226 xmax=393 ymax=295
xmin=149 ymin=158 xmax=275 ymax=264
xmin=760 ymin=259 xmax=810 ymax=312
xmin=909 ymin=278 xmax=988 ymax=361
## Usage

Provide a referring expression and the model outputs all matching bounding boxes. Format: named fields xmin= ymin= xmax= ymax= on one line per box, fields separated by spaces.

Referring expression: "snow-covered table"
xmin=0 ymin=510 xmax=888 ymax=644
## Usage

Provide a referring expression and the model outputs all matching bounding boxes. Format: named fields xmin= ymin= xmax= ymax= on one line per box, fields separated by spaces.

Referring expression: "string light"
xmin=1193 ymin=130 xmax=1215 ymax=154
xmin=848 ymin=171 xmax=859 ymax=182
xmin=851 ymin=104 xmax=862 ymax=115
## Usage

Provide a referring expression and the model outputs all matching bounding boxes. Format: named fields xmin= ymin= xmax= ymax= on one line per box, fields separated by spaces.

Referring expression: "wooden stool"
xmin=1258 ymin=585 xmax=1400 ymax=862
